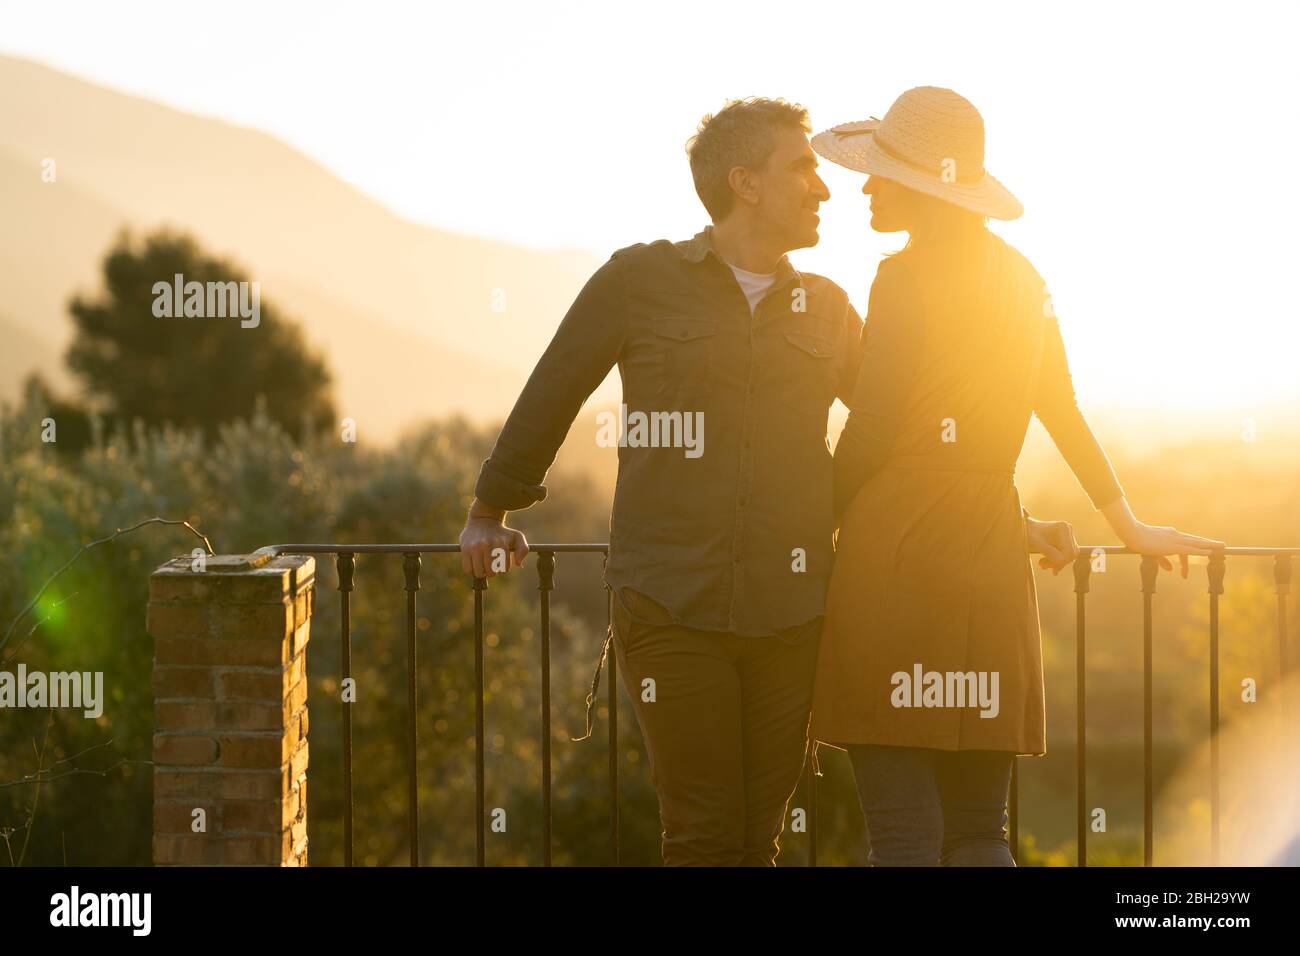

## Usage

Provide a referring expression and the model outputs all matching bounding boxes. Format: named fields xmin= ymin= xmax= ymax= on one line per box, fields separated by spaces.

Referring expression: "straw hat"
xmin=811 ymin=86 xmax=1023 ymax=220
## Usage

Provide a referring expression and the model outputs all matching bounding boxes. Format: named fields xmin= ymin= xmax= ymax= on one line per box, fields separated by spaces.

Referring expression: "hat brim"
xmin=812 ymin=120 xmax=1024 ymax=221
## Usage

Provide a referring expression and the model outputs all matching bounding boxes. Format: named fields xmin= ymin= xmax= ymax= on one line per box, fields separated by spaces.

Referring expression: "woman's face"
xmin=863 ymin=175 xmax=978 ymax=236
xmin=861 ymin=175 xmax=914 ymax=233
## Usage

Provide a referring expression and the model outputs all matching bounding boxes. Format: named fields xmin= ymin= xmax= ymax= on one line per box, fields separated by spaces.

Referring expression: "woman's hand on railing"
xmin=459 ymin=498 xmax=530 ymax=578
xmin=1120 ymin=522 xmax=1226 ymax=578
xmin=1100 ymin=497 xmax=1225 ymax=579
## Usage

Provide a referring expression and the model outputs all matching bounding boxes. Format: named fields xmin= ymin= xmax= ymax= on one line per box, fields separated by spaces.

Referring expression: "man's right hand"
xmin=459 ymin=500 xmax=529 ymax=578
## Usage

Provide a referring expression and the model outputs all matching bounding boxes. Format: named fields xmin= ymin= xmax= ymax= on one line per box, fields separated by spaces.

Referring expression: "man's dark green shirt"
xmin=475 ymin=227 xmax=863 ymax=636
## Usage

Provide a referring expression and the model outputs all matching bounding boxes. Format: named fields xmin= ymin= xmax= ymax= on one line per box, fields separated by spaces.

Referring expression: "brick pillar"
xmin=148 ymin=552 xmax=314 ymax=866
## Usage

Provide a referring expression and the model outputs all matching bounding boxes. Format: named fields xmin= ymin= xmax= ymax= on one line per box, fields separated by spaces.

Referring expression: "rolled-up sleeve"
xmin=474 ymin=252 xmax=629 ymax=510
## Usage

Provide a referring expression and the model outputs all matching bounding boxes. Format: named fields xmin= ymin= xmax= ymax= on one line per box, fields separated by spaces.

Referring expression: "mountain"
xmin=0 ymin=312 xmax=63 ymax=396
xmin=0 ymin=54 xmax=608 ymax=440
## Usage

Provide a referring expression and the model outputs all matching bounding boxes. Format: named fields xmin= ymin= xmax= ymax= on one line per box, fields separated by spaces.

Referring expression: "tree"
xmin=17 ymin=372 xmax=94 ymax=458
xmin=66 ymin=229 xmax=335 ymax=439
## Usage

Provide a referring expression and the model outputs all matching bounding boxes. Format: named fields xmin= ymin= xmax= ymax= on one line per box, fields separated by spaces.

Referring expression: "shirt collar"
xmin=676 ymin=225 xmax=803 ymax=289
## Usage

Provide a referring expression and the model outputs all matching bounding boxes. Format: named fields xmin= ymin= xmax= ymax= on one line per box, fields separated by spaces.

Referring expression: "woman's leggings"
xmin=847 ymin=744 xmax=1016 ymax=866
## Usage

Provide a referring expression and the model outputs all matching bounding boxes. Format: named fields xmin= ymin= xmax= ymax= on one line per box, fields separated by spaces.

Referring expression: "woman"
xmin=808 ymin=87 xmax=1223 ymax=866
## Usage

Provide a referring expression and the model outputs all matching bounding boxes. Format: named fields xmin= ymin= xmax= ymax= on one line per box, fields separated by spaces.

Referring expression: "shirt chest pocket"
xmin=650 ymin=317 xmax=718 ymax=406
xmin=782 ymin=330 xmax=839 ymax=414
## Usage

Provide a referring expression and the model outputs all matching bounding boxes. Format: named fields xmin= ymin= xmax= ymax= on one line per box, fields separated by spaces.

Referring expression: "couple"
xmin=460 ymin=87 xmax=1222 ymax=866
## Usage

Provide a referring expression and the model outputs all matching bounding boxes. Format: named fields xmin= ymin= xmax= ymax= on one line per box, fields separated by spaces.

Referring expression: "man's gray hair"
xmin=686 ymin=97 xmax=811 ymax=221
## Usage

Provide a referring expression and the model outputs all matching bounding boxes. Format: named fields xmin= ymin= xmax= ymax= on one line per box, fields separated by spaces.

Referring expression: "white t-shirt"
xmin=727 ymin=262 xmax=778 ymax=314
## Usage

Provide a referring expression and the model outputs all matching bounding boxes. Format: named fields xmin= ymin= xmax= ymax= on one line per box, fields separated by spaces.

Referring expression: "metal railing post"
xmin=1139 ymin=554 xmax=1160 ymax=867
xmin=1073 ymin=553 xmax=1093 ymax=867
xmin=402 ymin=552 xmax=422 ymax=866
xmin=336 ymin=552 xmax=356 ymax=867
xmin=537 ymin=551 xmax=556 ymax=867
xmin=473 ymin=574 xmax=487 ymax=867
xmin=1207 ymin=552 xmax=1226 ymax=865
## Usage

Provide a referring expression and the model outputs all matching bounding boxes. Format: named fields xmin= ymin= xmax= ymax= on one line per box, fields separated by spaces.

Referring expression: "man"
xmin=459 ymin=98 xmax=1078 ymax=866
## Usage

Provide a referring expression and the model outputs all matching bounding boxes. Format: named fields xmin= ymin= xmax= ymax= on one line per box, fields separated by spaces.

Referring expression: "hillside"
xmin=0 ymin=54 xmax=609 ymax=439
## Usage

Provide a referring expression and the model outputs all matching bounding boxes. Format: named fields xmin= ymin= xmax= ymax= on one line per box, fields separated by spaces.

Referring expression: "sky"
xmin=3 ymin=0 xmax=1298 ymax=421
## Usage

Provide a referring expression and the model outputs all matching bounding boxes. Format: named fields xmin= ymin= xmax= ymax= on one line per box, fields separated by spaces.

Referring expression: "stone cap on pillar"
xmin=150 ymin=553 xmax=316 ymax=605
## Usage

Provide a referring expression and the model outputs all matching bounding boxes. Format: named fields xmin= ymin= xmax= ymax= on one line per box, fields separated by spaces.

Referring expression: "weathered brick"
xmin=219 ymin=770 xmax=282 ymax=801
xmin=209 ymin=602 xmax=292 ymax=641
xmin=154 ymin=833 xmax=222 ymax=865
xmin=147 ymin=603 xmax=209 ymax=637
xmin=222 ymin=799 xmax=282 ymax=833
xmin=149 ymin=555 xmax=314 ymax=604
xmin=293 ymin=590 xmax=312 ymax=630
xmin=149 ymin=573 xmax=212 ymax=603
xmin=285 ymin=786 xmax=300 ymax=828
xmin=150 ymin=553 xmax=313 ymax=866
xmin=284 ymin=678 xmax=308 ymax=718
xmin=290 ymin=618 xmax=311 ymax=657
xmin=219 ymin=700 xmax=283 ymax=731
xmin=153 ymin=666 xmax=215 ymax=700
xmin=153 ymin=800 xmax=214 ymax=834
xmin=218 ymin=735 xmax=282 ymax=768
xmin=283 ymin=713 xmax=301 ymax=758
xmin=156 ymin=636 xmax=286 ymax=668
xmin=222 ymin=834 xmax=280 ymax=865
xmin=290 ymin=740 xmax=309 ymax=778
xmin=217 ymin=669 xmax=284 ymax=701
xmin=155 ymin=700 xmax=217 ymax=732
xmin=154 ymin=770 xmax=215 ymax=799
xmin=154 ymin=734 xmax=219 ymax=766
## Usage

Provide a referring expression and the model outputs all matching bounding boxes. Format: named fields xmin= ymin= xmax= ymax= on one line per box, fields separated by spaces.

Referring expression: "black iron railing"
xmin=252 ymin=542 xmax=1296 ymax=867
xmin=255 ymin=543 xmax=614 ymax=867
xmin=1062 ymin=546 xmax=1294 ymax=867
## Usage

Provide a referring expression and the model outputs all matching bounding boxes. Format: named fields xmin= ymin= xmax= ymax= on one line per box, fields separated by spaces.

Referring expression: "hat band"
xmin=872 ymin=130 xmax=985 ymax=185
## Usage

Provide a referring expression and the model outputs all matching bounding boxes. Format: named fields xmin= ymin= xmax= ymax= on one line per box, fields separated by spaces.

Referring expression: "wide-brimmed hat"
xmin=811 ymin=86 xmax=1023 ymax=221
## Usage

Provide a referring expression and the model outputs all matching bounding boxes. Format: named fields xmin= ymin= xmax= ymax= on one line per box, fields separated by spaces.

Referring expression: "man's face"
xmin=751 ymin=126 xmax=831 ymax=251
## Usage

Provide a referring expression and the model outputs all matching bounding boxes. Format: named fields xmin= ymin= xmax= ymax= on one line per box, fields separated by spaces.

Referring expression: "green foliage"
xmin=0 ymin=398 xmax=664 ymax=865
xmin=1 ymin=393 xmax=1292 ymax=865
xmin=64 ymin=229 xmax=335 ymax=442
xmin=16 ymin=374 xmax=94 ymax=460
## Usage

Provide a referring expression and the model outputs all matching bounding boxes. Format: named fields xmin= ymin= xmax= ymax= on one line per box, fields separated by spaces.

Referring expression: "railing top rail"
xmin=238 ymin=535 xmax=1293 ymax=869
xmin=253 ymin=543 xmax=610 ymax=557
xmin=253 ymin=543 xmax=1298 ymax=558
xmin=1077 ymin=546 xmax=1298 ymax=556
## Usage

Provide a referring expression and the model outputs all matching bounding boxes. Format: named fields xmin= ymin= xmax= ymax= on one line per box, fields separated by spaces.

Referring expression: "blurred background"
xmin=1 ymin=0 xmax=1297 ymax=866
